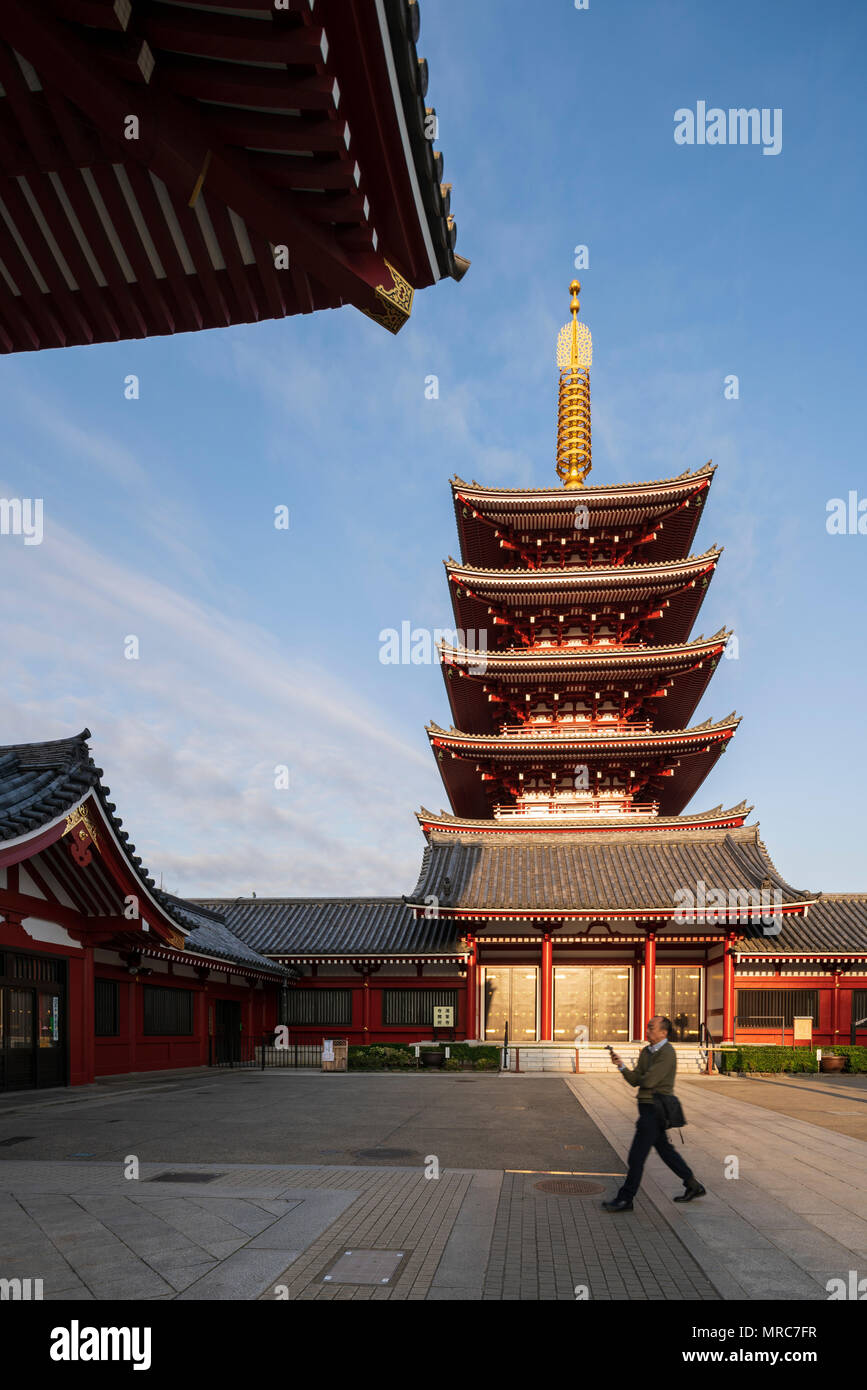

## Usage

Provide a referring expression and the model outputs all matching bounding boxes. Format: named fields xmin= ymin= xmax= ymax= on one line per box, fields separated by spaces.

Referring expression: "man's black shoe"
xmin=601 ymin=1198 xmax=634 ymax=1212
xmin=673 ymin=1180 xmax=706 ymax=1202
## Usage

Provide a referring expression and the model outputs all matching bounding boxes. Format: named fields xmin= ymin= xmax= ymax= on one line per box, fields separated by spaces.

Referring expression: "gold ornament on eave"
xmin=555 ymin=279 xmax=592 ymax=488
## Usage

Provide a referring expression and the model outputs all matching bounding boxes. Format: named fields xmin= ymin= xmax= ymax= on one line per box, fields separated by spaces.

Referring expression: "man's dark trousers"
xmin=617 ymin=1102 xmax=694 ymax=1202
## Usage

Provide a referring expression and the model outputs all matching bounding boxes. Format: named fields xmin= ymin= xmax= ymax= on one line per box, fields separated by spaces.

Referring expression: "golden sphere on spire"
xmin=570 ymin=279 xmax=581 ymax=294
xmin=570 ymin=279 xmax=580 ymax=315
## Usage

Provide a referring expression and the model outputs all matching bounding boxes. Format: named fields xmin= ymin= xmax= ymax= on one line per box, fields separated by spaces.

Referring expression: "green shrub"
xmin=715 ymin=1045 xmax=867 ymax=1075
xmin=827 ymin=1045 xmax=867 ymax=1073
xmin=443 ymin=1057 xmax=464 ymax=1071
xmin=448 ymin=1044 xmax=500 ymax=1063
xmin=348 ymin=1044 xmax=415 ymax=1070
xmin=473 ymin=1057 xmax=498 ymax=1071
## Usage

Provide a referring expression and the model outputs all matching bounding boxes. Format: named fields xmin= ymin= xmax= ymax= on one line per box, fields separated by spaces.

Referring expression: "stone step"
xmin=500 ymin=1045 xmax=707 ymax=1074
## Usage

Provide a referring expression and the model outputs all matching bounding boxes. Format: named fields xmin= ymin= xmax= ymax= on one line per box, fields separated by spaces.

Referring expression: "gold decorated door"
xmin=483 ymin=967 xmax=538 ymax=1042
xmin=655 ymin=967 xmax=702 ymax=1040
xmin=553 ymin=966 xmax=630 ymax=1042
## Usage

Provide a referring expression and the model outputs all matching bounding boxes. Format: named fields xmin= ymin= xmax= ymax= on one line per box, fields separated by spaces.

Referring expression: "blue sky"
xmin=1 ymin=0 xmax=865 ymax=896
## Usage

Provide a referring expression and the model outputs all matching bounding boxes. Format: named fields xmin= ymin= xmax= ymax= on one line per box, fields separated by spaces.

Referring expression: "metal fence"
xmin=208 ymin=1034 xmax=323 ymax=1069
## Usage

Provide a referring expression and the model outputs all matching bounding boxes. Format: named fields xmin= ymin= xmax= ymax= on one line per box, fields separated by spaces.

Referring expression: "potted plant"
xmin=820 ymin=1050 xmax=846 ymax=1073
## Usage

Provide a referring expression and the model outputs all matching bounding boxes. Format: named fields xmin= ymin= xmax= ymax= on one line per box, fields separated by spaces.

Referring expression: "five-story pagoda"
xmin=408 ymin=283 xmax=814 ymax=1050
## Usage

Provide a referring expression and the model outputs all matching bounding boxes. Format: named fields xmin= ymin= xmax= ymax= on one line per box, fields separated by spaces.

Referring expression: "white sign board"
xmin=322 ymin=1039 xmax=335 ymax=1061
xmin=433 ymin=1006 xmax=454 ymax=1028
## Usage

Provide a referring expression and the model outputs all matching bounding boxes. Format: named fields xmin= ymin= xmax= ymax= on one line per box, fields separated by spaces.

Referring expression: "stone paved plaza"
xmin=0 ymin=1071 xmax=864 ymax=1301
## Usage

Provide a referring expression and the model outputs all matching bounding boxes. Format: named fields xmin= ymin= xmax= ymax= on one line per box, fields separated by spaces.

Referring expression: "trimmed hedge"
xmin=717 ymin=1045 xmax=867 ymax=1074
xmin=446 ymin=1044 xmax=500 ymax=1063
xmin=347 ymin=1042 xmax=503 ymax=1071
xmin=348 ymin=1044 xmax=415 ymax=1070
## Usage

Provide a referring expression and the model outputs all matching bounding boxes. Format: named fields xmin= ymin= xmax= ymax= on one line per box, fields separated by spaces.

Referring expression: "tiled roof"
xmin=438 ymin=630 xmax=730 ymax=673
xmin=736 ymin=895 xmax=867 ymax=955
xmin=0 ymin=730 xmax=294 ymax=975
xmin=160 ymin=896 xmax=293 ymax=978
xmin=0 ymin=730 xmax=171 ymax=904
xmin=450 ymin=463 xmax=716 ymax=500
xmin=193 ymin=897 xmax=463 ymax=957
xmin=416 ymin=802 xmax=753 ymax=833
xmin=426 ymin=712 xmax=740 ymax=749
xmin=406 ymin=823 xmax=815 ymax=916
xmin=0 ymin=731 xmax=99 ymax=838
xmin=445 ymin=548 xmax=722 ymax=587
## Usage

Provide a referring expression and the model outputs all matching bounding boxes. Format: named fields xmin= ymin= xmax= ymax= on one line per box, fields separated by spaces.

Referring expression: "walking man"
xmin=602 ymin=1015 xmax=706 ymax=1212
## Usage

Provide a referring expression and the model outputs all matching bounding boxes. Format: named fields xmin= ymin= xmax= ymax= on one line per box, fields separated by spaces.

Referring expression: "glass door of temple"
xmin=0 ymin=950 xmax=67 ymax=1091
xmin=655 ymin=967 xmax=702 ymax=1040
xmin=483 ymin=967 xmax=538 ymax=1042
xmin=0 ymin=986 xmax=64 ymax=1090
xmin=553 ymin=966 xmax=631 ymax=1042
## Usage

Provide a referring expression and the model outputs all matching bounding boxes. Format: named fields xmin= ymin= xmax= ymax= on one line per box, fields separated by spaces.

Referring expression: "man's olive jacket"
xmin=620 ymin=1041 xmax=677 ymax=1103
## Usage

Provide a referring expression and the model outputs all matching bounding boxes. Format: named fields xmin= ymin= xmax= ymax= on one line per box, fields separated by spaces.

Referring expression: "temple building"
xmin=200 ymin=282 xmax=866 ymax=1059
xmin=0 ymin=0 xmax=466 ymax=351
xmin=1 ymin=283 xmax=865 ymax=1088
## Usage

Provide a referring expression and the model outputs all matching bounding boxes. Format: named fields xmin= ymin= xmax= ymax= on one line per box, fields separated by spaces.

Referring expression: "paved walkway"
xmin=1 ymin=1072 xmax=864 ymax=1300
xmin=570 ymin=1074 xmax=867 ymax=1300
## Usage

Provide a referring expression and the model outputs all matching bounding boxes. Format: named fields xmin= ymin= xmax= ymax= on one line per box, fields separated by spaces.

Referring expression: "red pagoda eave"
xmin=450 ymin=463 xmax=716 ymax=505
xmin=427 ymin=717 xmax=739 ymax=755
xmin=445 ymin=549 xmax=721 ymax=594
xmin=439 ymin=632 xmax=729 ymax=735
xmin=273 ymin=952 xmax=466 ymax=965
xmin=452 ymin=468 xmax=714 ymax=567
xmin=416 ymin=807 xmax=751 ymax=836
xmin=406 ymin=904 xmax=809 ymax=923
xmin=735 ymin=952 xmax=867 ymax=963
xmin=439 ymin=631 xmax=729 ymax=672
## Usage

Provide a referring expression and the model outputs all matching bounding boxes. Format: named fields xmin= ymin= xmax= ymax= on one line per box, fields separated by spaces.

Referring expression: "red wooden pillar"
xmin=128 ymin=979 xmax=137 ymax=1074
xmin=832 ymin=970 xmax=840 ymax=1041
xmin=362 ymin=972 xmax=370 ymax=1036
xmin=722 ymin=933 xmax=736 ymax=1042
xmin=196 ymin=985 xmax=208 ymax=1065
xmin=632 ymin=956 xmax=643 ymax=1041
xmin=540 ymin=934 xmax=553 ymax=1041
xmin=644 ymin=931 xmax=656 ymax=1031
xmin=81 ymin=944 xmax=95 ymax=1084
xmin=466 ymin=934 xmax=477 ymax=1040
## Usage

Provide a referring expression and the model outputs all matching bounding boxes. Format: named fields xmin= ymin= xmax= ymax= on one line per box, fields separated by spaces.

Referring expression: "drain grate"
xmin=0 ymin=1136 xmax=33 ymax=1147
xmin=563 ymin=1144 xmax=585 ymax=1151
xmin=322 ymin=1249 xmax=406 ymax=1285
xmin=354 ymin=1148 xmax=418 ymax=1160
xmin=535 ymin=1179 xmax=605 ymax=1196
xmin=148 ymin=1171 xmax=224 ymax=1183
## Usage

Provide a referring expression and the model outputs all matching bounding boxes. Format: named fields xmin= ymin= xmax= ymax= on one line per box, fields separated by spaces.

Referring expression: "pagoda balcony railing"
xmin=494 ymin=797 xmax=660 ymax=819
xmin=501 ymin=718 xmax=653 ymax=737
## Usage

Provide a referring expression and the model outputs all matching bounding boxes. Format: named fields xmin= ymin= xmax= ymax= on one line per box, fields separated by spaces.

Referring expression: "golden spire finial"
xmin=555 ymin=280 xmax=592 ymax=488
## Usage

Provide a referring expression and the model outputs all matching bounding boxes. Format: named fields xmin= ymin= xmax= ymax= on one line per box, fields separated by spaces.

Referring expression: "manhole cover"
xmin=148 ymin=1171 xmax=224 ymax=1183
xmin=535 ymin=1179 xmax=605 ymax=1196
xmin=354 ymin=1148 xmax=418 ymax=1160
xmin=0 ymin=1136 xmax=33 ymax=1147
xmin=322 ymin=1249 xmax=405 ymax=1285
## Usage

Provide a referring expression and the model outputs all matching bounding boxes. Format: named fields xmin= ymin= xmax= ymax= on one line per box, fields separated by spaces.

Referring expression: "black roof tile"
xmin=194 ymin=897 xmax=464 ymax=957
